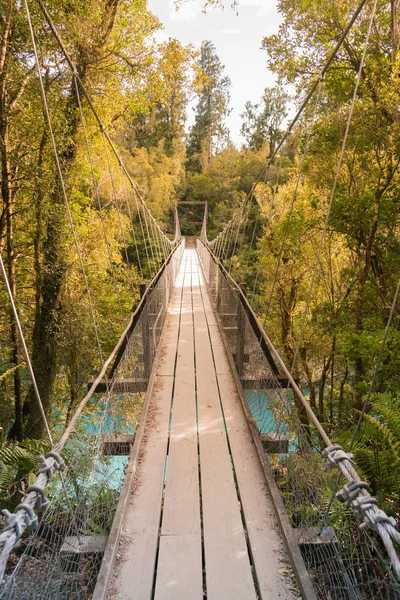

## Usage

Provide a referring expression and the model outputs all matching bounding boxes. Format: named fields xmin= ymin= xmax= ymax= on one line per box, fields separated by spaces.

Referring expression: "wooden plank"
xmin=103 ymin=434 xmax=135 ymax=456
xmin=259 ymin=433 xmax=290 ymax=454
xmin=157 ymin=255 xmax=186 ymax=377
xmin=240 ymin=376 xmax=293 ymax=390
xmin=191 ymin=251 xmax=256 ymax=600
xmin=215 ymin=369 xmax=294 ymax=600
xmin=93 ymin=298 xmax=175 ymax=600
xmin=200 ymin=289 xmax=231 ymax=376
xmin=87 ymin=378 xmax=147 ymax=393
xmin=61 ymin=535 xmax=108 ymax=555
xmin=155 ymin=257 xmax=202 ymax=600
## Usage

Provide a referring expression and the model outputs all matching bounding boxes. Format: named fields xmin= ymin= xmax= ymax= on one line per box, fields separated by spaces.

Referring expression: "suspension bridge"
xmin=1 ymin=0 xmax=400 ymax=598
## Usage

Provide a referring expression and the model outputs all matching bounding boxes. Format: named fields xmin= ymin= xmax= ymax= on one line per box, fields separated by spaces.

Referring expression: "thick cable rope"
xmin=0 ymin=0 xmax=182 ymax=584
xmin=289 ymin=0 xmax=378 ymax=378
xmin=143 ymin=205 xmax=157 ymax=268
xmin=250 ymin=152 xmax=286 ymax=302
xmin=252 ymin=0 xmax=370 ymax=186
xmin=149 ymin=216 xmax=162 ymax=268
xmin=203 ymin=0 xmax=371 ymax=259
xmin=228 ymin=197 xmax=249 ymax=274
xmin=198 ymin=239 xmax=400 ymax=578
xmin=135 ymin=196 xmax=153 ymax=277
xmin=0 ymin=250 xmax=83 ymax=552
xmin=0 ymin=253 xmax=52 ymax=443
xmin=349 ymin=277 xmax=400 ymax=451
xmin=74 ymin=77 xmax=125 ymax=321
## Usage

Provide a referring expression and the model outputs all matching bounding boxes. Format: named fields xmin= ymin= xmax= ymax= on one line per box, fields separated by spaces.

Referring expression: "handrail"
xmin=0 ymin=239 xmax=184 ymax=583
xmin=197 ymin=237 xmax=400 ymax=579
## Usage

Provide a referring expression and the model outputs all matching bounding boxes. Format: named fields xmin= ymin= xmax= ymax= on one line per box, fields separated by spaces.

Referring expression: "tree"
xmin=124 ymin=38 xmax=201 ymax=157
xmin=186 ymin=41 xmax=231 ymax=172
xmin=240 ymin=86 xmax=289 ymax=154
xmin=261 ymin=0 xmax=400 ymax=429
xmin=18 ymin=0 xmax=161 ymax=438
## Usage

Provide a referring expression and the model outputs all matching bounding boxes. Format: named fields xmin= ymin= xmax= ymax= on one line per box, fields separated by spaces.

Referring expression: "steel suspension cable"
xmin=252 ymin=0 xmax=371 ymax=185
xmin=228 ymin=197 xmax=249 ymax=274
xmin=289 ymin=0 xmax=378 ymax=378
xmin=0 ymin=253 xmax=52 ymax=444
xmin=202 ymin=0 xmax=371 ymax=253
xmin=35 ymin=0 xmax=174 ymax=257
xmin=262 ymin=81 xmax=323 ymax=327
xmin=102 ymin=135 xmax=135 ymax=293
xmin=25 ymin=0 xmax=103 ymax=364
xmin=0 ymin=252 xmax=83 ymax=567
xmin=321 ymin=276 xmax=400 ymax=524
xmin=250 ymin=153 xmax=286 ymax=302
xmin=74 ymin=77 xmax=125 ymax=321
xmin=119 ymin=162 xmax=143 ymax=279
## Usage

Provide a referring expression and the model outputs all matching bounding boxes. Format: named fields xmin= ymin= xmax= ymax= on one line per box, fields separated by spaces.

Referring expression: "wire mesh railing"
xmin=197 ymin=237 xmax=400 ymax=600
xmin=0 ymin=239 xmax=184 ymax=599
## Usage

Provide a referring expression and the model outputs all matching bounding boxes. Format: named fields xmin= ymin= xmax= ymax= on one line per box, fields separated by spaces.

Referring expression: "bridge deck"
xmin=112 ymin=247 xmax=293 ymax=600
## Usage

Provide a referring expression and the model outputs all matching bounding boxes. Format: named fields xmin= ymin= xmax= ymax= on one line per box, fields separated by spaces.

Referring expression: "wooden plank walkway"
xmin=112 ymin=247 xmax=294 ymax=600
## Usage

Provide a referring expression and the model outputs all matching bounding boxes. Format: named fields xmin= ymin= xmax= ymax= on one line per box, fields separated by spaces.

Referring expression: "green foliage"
xmin=240 ymin=86 xmax=289 ymax=153
xmin=0 ymin=438 xmax=50 ymax=507
xmin=186 ymin=41 xmax=231 ymax=172
xmin=340 ymin=394 xmax=400 ymax=515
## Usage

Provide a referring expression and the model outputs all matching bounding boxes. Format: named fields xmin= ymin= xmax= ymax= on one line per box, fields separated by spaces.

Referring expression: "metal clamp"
xmin=1 ymin=503 xmax=37 ymax=542
xmin=38 ymin=451 xmax=65 ymax=480
xmin=357 ymin=500 xmax=397 ymax=532
xmin=336 ymin=479 xmax=370 ymax=504
xmin=1 ymin=510 xmax=23 ymax=541
xmin=322 ymin=444 xmax=355 ymax=469
xmin=26 ymin=485 xmax=49 ymax=511
xmin=45 ymin=451 xmax=65 ymax=472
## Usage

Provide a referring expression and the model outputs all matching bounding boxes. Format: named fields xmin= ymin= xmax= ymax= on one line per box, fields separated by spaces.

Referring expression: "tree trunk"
xmin=318 ymin=353 xmax=332 ymax=423
xmin=6 ymin=175 xmax=23 ymax=440
xmin=277 ymin=281 xmax=311 ymax=438
xmin=352 ymin=176 xmax=392 ymax=416
xmin=23 ymin=69 xmax=86 ymax=438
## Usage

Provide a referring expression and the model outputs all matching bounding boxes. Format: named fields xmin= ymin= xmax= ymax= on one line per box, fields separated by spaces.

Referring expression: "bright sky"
xmin=147 ymin=0 xmax=282 ymax=146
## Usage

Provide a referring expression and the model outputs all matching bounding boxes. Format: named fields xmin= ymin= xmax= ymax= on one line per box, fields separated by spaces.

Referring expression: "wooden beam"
xmin=60 ymin=535 xmax=108 ymax=572
xmin=87 ymin=378 xmax=147 ymax=394
xmin=259 ymin=433 xmax=289 ymax=454
xmin=294 ymin=527 xmax=339 ymax=562
xmin=240 ymin=375 xmax=294 ymax=390
xmin=103 ymin=434 xmax=135 ymax=456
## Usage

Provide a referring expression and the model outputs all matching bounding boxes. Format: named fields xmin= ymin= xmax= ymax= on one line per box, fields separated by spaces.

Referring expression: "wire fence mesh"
xmin=0 ymin=240 xmax=184 ymax=600
xmin=197 ymin=238 xmax=400 ymax=600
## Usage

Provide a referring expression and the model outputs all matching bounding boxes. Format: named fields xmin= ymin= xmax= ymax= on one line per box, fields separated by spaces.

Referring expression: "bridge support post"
xmin=216 ymin=265 xmax=222 ymax=311
xmin=140 ymin=283 xmax=152 ymax=381
xmin=236 ymin=286 xmax=246 ymax=376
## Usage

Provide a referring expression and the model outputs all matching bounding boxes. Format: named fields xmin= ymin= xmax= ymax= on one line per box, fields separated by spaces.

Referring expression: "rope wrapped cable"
xmin=0 ymin=452 xmax=64 ymax=582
